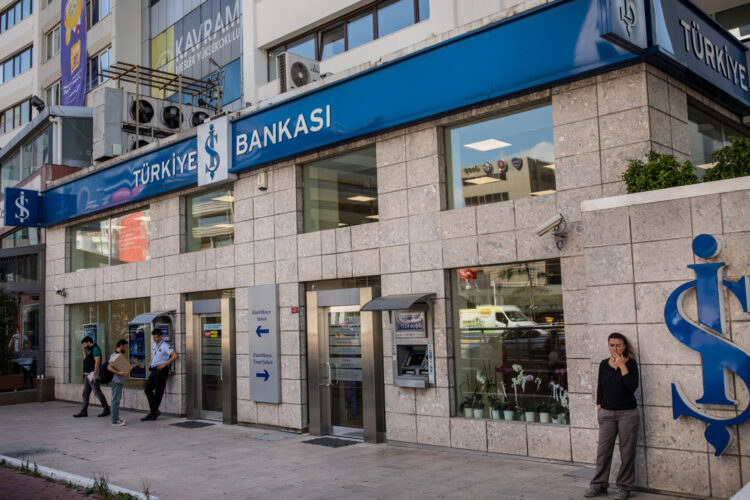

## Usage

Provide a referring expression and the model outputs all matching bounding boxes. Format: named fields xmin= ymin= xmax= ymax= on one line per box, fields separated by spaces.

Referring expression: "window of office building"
xmin=0 ymin=46 xmax=33 ymax=85
xmin=87 ymin=46 xmax=111 ymax=91
xmin=70 ymin=209 xmax=150 ymax=271
xmin=452 ymin=260 xmax=567 ymax=423
xmin=87 ymin=0 xmax=111 ymax=28
xmin=45 ymin=25 xmax=60 ymax=62
xmin=68 ymin=298 xmax=150 ymax=389
xmin=0 ymin=99 xmax=32 ymax=135
xmin=0 ymin=0 xmax=32 ymax=34
xmin=267 ymin=0 xmax=429 ymax=80
xmin=185 ymin=187 xmax=234 ymax=252
xmin=45 ymin=81 xmax=61 ymax=106
xmin=303 ymin=148 xmax=378 ymax=232
xmin=688 ymin=103 xmax=748 ymax=176
xmin=445 ymin=104 xmax=555 ymax=209
xmin=19 ymin=125 xmax=53 ymax=179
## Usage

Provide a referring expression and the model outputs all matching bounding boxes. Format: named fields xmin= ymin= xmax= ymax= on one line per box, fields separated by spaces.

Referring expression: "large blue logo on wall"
xmin=664 ymin=234 xmax=750 ymax=456
xmin=198 ymin=115 xmax=233 ymax=187
xmin=204 ymin=124 xmax=220 ymax=180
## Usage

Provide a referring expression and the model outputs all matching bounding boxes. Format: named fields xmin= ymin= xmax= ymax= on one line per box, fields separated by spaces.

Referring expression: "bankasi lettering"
xmin=235 ymin=105 xmax=332 ymax=156
xmin=679 ymin=19 xmax=749 ymax=92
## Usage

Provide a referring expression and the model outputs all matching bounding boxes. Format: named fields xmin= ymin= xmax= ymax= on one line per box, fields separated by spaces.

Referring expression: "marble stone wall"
xmin=43 ymin=60 xmax=748 ymax=498
xmin=581 ymin=178 xmax=750 ymax=498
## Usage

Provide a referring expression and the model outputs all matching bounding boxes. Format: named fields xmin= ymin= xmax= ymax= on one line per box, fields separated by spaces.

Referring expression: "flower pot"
xmin=524 ymin=411 xmax=536 ymax=423
xmin=473 ymin=408 xmax=484 ymax=419
xmin=491 ymin=409 xmax=501 ymax=420
xmin=503 ymin=410 xmax=515 ymax=421
xmin=552 ymin=415 xmax=563 ymax=424
xmin=539 ymin=412 xmax=551 ymax=423
xmin=463 ymin=407 xmax=473 ymax=418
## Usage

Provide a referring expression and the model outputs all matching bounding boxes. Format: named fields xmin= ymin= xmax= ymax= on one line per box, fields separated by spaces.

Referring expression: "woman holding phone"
xmin=584 ymin=332 xmax=639 ymax=500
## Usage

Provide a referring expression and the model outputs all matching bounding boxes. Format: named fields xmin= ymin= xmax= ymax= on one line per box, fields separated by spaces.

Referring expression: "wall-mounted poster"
xmin=129 ymin=325 xmax=146 ymax=379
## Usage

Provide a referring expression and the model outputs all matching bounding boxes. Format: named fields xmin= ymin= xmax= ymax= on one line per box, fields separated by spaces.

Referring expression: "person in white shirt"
xmin=141 ymin=329 xmax=177 ymax=421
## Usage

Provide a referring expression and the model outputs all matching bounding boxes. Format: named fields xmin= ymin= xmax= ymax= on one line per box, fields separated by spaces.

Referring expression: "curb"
xmin=0 ymin=454 xmax=157 ymax=500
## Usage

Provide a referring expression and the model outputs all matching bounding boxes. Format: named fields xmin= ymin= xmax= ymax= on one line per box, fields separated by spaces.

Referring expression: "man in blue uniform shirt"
xmin=142 ymin=329 xmax=178 ymax=421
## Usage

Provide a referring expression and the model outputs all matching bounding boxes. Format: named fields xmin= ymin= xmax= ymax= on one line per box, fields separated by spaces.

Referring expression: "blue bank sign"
xmin=3 ymin=188 xmax=41 ymax=227
xmin=665 ymin=235 xmax=750 ymax=456
xmin=35 ymin=0 xmax=749 ymax=227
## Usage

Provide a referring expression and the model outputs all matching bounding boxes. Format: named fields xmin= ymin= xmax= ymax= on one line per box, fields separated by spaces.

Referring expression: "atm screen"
xmin=404 ymin=351 xmax=426 ymax=368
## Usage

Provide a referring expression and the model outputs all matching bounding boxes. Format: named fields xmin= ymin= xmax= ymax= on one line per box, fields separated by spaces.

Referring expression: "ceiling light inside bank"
xmin=464 ymin=139 xmax=511 ymax=151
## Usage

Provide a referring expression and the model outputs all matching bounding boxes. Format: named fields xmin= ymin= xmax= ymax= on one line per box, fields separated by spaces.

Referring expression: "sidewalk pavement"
xmin=0 ymin=401 xmax=691 ymax=500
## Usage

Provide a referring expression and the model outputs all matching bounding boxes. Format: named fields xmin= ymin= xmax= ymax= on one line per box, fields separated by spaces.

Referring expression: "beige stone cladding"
xmin=581 ymin=177 xmax=750 ymax=498
xmin=42 ymin=60 xmax=750 ymax=497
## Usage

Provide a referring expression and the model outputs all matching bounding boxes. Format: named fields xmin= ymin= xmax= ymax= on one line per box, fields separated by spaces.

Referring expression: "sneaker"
xmin=583 ymin=487 xmax=607 ymax=498
xmin=73 ymin=412 xmax=87 ymax=418
xmin=141 ymin=413 xmax=154 ymax=421
xmin=111 ymin=420 xmax=126 ymax=426
xmin=98 ymin=409 xmax=111 ymax=417
xmin=614 ymin=490 xmax=630 ymax=500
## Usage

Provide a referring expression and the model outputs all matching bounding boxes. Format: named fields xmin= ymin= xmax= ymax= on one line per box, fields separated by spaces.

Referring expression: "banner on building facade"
xmin=61 ymin=0 xmax=87 ymax=106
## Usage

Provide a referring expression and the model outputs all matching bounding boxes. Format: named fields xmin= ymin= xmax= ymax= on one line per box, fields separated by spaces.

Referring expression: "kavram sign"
xmin=665 ymin=234 xmax=750 ymax=456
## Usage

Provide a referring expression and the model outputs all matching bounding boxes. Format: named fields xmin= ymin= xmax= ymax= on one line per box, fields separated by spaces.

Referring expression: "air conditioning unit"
xmin=278 ymin=52 xmax=320 ymax=93
xmin=183 ymin=105 xmax=211 ymax=131
xmin=123 ymin=93 xmax=158 ymax=127
xmin=122 ymin=132 xmax=152 ymax=153
xmin=158 ymin=101 xmax=183 ymax=130
xmin=92 ymin=87 xmax=124 ymax=162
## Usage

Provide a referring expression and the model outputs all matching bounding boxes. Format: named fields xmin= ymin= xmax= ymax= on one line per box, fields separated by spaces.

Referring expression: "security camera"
xmin=53 ymin=284 xmax=61 ymax=292
xmin=257 ymin=172 xmax=268 ymax=191
xmin=54 ymin=285 xmax=67 ymax=297
xmin=535 ymin=213 xmax=565 ymax=236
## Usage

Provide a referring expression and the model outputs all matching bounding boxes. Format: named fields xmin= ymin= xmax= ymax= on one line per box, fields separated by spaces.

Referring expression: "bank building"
xmin=1 ymin=0 xmax=750 ymax=497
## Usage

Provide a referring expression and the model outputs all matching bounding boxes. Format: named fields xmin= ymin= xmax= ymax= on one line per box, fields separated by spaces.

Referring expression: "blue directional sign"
xmin=248 ymin=284 xmax=280 ymax=403
xmin=4 ymin=188 xmax=41 ymax=227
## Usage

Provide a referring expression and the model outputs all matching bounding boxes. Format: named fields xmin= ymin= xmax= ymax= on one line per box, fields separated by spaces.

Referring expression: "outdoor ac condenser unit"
xmin=278 ymin=52 xmax=321 ymax=93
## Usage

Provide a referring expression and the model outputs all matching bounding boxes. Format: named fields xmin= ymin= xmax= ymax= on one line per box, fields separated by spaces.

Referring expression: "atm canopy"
xmin=361 ymin=294 xmax=435 ymax=312
xmin=128 ymin=311 xmax=174 ymax=326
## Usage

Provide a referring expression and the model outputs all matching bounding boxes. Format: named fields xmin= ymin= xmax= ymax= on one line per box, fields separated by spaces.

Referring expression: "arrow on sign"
xmin=256 ymin=369 xmax=270 ymax=381
xmin=256 ymin=325 xmax=269 ymax=337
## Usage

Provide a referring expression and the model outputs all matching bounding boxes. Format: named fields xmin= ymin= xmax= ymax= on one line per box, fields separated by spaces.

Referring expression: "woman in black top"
xmin=584 ymin=332 xmax=639 ymax=500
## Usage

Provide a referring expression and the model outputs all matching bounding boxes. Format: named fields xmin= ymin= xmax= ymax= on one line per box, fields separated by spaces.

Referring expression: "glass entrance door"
xmin=200 ymin=316 xmax=223 ymax=419
xmin=326 ymin=306 xmax=363 ymax=437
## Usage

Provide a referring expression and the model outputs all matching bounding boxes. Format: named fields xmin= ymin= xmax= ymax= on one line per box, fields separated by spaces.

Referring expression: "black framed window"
xmin=267 ymin=0 xmax=429 ymax=79
xmin=0 ymin=99 xmax=33 ymax=136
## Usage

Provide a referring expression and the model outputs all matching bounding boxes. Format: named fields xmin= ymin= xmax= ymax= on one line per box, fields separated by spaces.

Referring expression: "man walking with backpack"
xmin=73 ymin=336 xmax=110 ymax=418
xmin=107 ymin=339 xmax=131 ymax=426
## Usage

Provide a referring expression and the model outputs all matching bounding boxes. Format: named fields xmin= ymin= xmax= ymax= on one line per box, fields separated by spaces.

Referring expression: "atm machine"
xmin=361 ymin=293 xmax=435 ymax=388
xmin=127 ymin=311 xmax=175 ymax=380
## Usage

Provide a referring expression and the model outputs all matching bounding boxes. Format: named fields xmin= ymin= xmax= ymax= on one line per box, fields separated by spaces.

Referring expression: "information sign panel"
xmin=248 ymin=284 xmax=280 ymax=403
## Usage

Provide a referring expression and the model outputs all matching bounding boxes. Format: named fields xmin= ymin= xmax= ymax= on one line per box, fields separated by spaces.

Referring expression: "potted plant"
xmin=0 ymin=286 xmax=21 ymax=391
xmin=459 ymin=393 xmax=474 ymax=418
xmin=523 ymin=401 xmax=536 ymax=423
xmin=488 ymin=395 xmax=503 ymax=420
xmin=550 ymin=403 xmax=565 ymax=424
xmin=537 ymin=402 xmax=551 ymax=423
xmin=472 ymin=394 xmax=485 ymax=419
xmin=503 ymin=400 xmax=515 ymax=421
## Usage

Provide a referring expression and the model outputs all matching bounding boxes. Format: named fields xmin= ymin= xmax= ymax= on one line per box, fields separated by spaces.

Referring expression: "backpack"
xmin=99 ymin=360 xmax=114 ymax=384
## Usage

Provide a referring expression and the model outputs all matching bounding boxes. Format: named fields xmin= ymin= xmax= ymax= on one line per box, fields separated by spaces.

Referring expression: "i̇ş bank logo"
xmin=197 ymin=116 xmax=234 ymax=187
xmin=14 ymin=191 xmax=30 ymax=224
xmin=664 ymin=234 xmax=750 ymax=456
xmin=204 ymin=123 xmax=221 ymax=180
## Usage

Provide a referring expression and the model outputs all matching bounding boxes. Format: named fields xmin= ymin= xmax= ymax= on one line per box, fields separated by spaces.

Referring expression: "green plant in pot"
xmin=622 ymin=151 xmax=698 ymax=193
xmin=0 ymin=286 xmax=21 ymax=391
xmin=536 ymin=401 xmax=551 ymax=423
xmin=550 ymin=402 xmax=566 ymax=424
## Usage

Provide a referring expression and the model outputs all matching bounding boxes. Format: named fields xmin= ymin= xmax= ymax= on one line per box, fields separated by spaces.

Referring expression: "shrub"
xmin=622 ymin=151 xmax=699 ymax=193
xmin=703 ymin=136 xmax=750 ymax=182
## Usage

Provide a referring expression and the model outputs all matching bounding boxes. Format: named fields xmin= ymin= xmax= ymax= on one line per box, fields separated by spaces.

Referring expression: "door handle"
xmin=326 ymin=361 xmax=332 ymax=387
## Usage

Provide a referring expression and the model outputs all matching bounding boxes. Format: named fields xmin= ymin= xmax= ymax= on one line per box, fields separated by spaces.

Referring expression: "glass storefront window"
xmin=70 ymin=209 xmax=150 ymax=271
xmin=688 ymin=103 xmax=747 ymax=177
xmin=0 ymin=254 xmax=38 ymax=283
xmin=69 ymin=298 xmax=150 ymax=389
xmin=452 ymin=260 xmax=568 ymax=424
xmin=445 ymin=104 xmax=555 ymax=208
xmin=185 ymin=187 xmax=234 ymax=252
xmin=303 ymin=148 xmax=378 ymax=233
xmin=2 ymin=227 xmax=40 ymax=248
